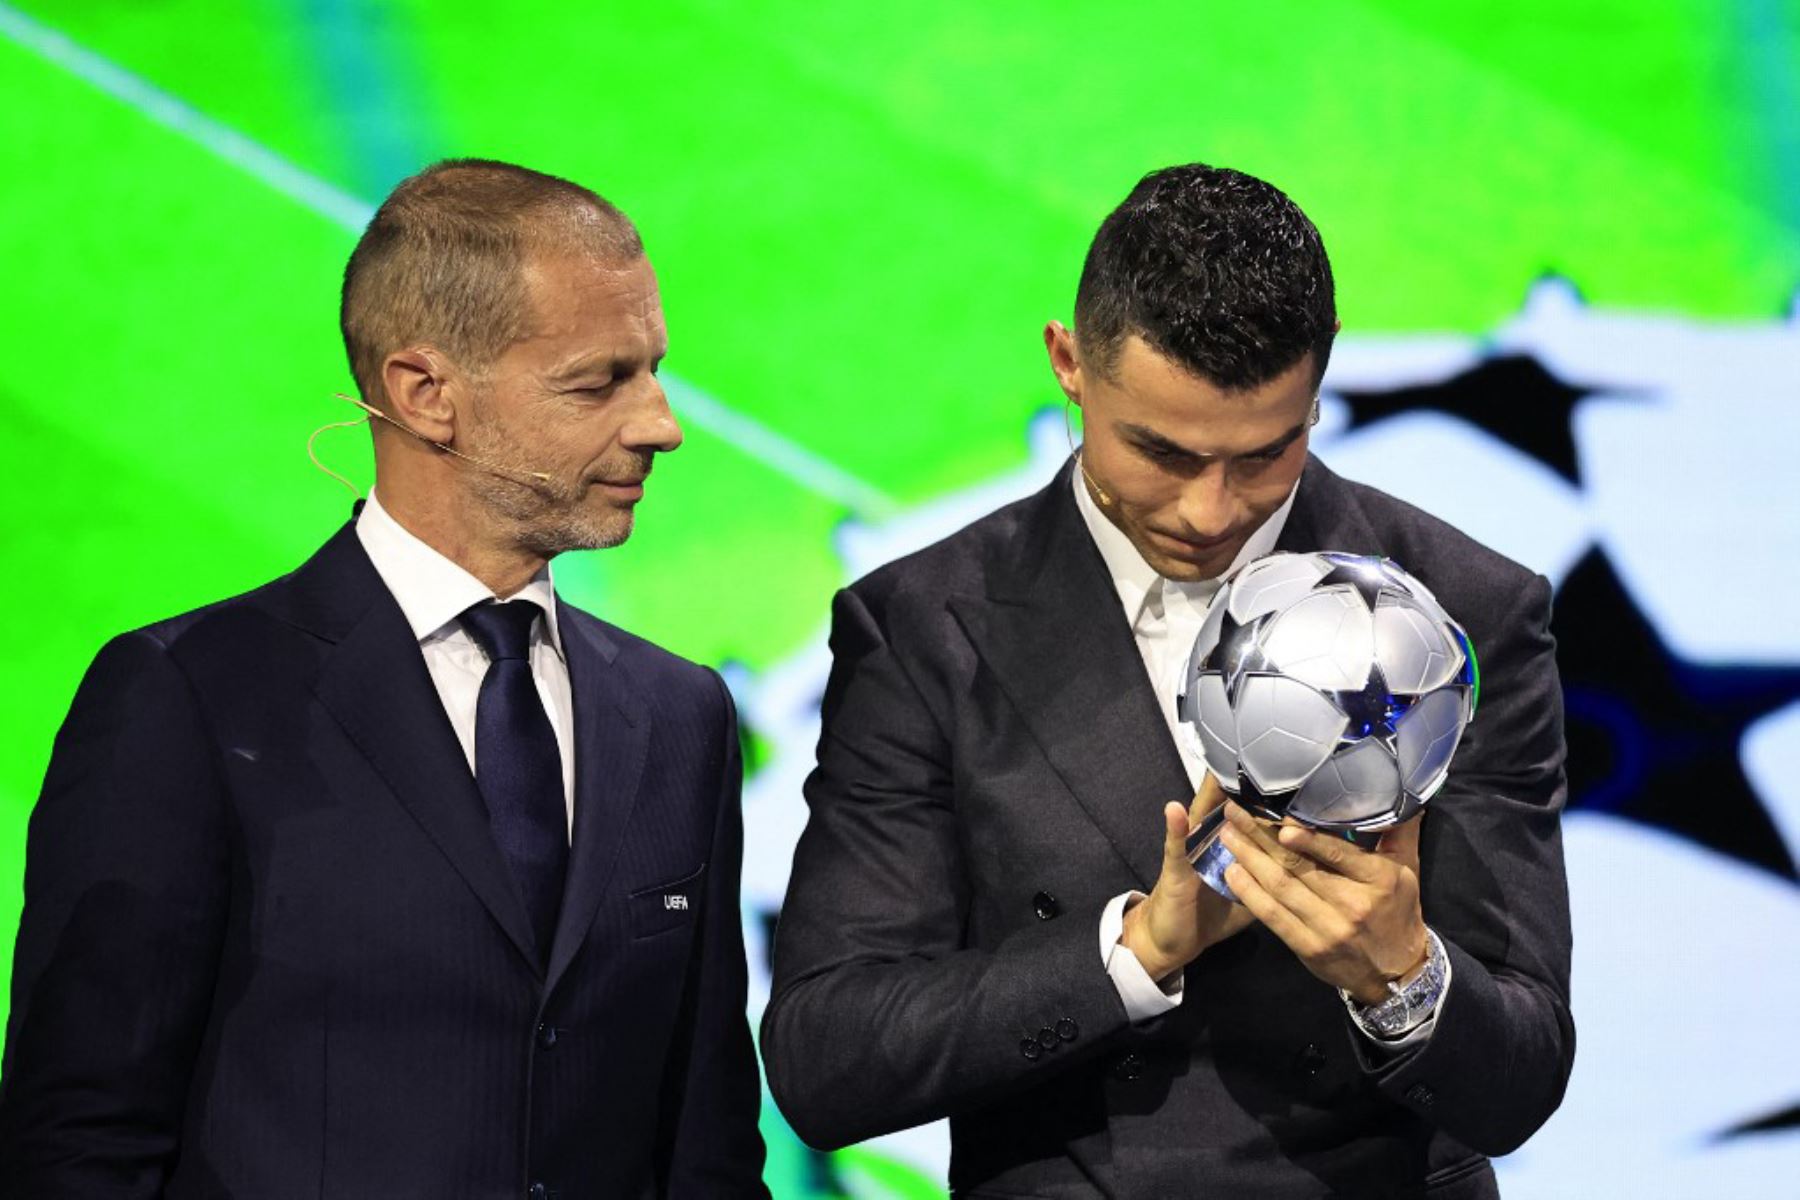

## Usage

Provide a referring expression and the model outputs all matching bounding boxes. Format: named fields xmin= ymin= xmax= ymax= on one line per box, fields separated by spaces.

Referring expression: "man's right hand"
xmin=1118 ymin=775 xmax=1255 ymax=983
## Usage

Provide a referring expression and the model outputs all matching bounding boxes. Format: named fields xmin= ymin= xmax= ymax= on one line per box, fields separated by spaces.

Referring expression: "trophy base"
xmin=1185 ymin=804 xmax=1388 ymax=901
xmin=1185 ymin=805 xmax=1239 ymax=901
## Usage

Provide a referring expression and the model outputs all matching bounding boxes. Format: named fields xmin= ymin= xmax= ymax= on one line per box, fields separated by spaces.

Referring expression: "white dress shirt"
xmin=355 ymin=490 xmax=577 ymax=838
xmin=1073 ymin=467 xmax=1297 ymax=791
xmin=1073 ymin=466 xmax=1446 ymax=1047
xmin=1073 ymin=465 xmax=1293 ymax=1020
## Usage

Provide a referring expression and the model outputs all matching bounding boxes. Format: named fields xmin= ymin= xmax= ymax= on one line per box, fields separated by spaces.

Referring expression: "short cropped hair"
xmin=1073 ymin=164 xmax=1336 ymax=390
xmin=340 ymin=158 xmax=642 ymax=404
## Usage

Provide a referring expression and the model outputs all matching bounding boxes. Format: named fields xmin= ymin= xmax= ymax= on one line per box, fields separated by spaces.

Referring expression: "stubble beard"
xmin=519 ymin=503 xmax=634 ymax=557
xmin=459 ymin=421 xmax=637 ymax=557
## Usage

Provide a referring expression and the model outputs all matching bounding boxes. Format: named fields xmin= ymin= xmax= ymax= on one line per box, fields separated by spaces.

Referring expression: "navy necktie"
xmin=460 ymin=601 xmax=567 ymax=962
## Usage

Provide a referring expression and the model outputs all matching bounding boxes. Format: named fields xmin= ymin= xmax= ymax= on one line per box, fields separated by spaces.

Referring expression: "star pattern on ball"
xmin=1234 ymin=763 xmax=1286 ymax=820
xmin=1206 ymin=607 xmax=1269 ymax=705
xmin=1328 ymin=664 xmax=1416 ymax=749
xmin=1316 ymin=556 xmax=1397 ymax=612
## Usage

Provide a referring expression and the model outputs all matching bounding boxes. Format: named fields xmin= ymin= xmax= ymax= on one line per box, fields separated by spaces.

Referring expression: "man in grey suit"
xmin=763 ymin=164 xmax=1573 ymax=1197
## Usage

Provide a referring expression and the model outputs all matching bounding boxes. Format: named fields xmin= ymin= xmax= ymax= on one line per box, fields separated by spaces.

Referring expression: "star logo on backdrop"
xmin=1552 ymin=548 xmax=1800 ymax=879
xmin=1336 ymin=354 xmax=1618 ymax=487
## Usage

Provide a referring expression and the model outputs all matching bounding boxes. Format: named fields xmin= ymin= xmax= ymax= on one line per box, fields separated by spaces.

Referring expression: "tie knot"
xmin=460 ymin=600 xmax=540 ymax=662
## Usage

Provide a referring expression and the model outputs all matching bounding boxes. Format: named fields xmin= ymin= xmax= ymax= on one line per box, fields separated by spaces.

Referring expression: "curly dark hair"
xmin=1073 ymin=164 xmax=1337 ymax=390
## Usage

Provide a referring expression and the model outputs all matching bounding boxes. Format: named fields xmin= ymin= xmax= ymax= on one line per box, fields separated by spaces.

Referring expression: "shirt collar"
xmin=355 ymin=489 xmax=563 ymax=657
xmin=1071 ymin=460 xmax=1298 ymax=626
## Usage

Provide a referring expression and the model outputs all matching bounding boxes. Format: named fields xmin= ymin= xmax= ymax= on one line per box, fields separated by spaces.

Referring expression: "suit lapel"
xmin=1275 ymin=455 xmax=1383 ymax=558
xmin=545 ymin=606 xmax=651 ymax=994
xmin=298 ymin=526 xmax=541 ymax=973
xmin=944 ymin=456 xmax=1383 ymax=890
xmin=949 ymin=463 xmax=1192 ymax=890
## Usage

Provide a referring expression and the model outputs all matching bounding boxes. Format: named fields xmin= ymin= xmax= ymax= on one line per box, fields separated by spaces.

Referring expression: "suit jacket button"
xmin=1296 ymin=1042 xmax=1326 ymax=1076
xmin=1112 ymin=1052 xmax=1144 ymax=1081
xmin=1056 ymin=1017 xmax=1079 ymax=1042
xmin=536 ymin=1023 xmax=558 ymax=1050
xmin=1406 ymin=1082 xmax=1436 ymax=1107
xmin=1036 ymin=1026 xmax=1059 ymax=1051
xmin=1020 ymin=1037 xmax=1043 ymax=1061
xmin=1033 ymin=891 xmax=1060 ymax=920
xmin=528 ymin=1184 xmax=548 ymax=1200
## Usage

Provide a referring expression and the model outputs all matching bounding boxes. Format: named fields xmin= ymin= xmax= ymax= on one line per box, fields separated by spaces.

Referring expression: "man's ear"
xmin=380 ymin=348 xmax=457 ymax=444
xmin=1044 ymin=320 xmax=1083 ymax=406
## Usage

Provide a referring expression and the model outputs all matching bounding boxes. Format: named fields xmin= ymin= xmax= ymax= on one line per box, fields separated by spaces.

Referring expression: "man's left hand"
xmin=1220 ymin=803 xmax=1429 ymax=1005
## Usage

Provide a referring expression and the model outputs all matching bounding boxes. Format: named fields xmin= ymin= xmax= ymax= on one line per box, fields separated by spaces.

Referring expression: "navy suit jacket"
xmin=0 ymin=522 xmax=769 ymax=1198
xmin=765 ymin=457 xmax=1574 ymax=1199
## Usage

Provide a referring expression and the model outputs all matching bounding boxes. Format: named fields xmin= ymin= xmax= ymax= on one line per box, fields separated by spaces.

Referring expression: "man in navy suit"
xmin=0 ymin=159 xmax=769 ymax=1197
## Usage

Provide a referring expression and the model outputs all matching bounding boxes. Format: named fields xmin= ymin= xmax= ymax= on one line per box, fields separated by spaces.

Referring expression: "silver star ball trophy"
xmin=1176 ymin=552 xmax=1478 ymax=899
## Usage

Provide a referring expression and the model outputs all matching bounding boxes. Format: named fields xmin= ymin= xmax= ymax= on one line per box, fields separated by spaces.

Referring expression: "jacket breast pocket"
xmin=629 ymin=863 xmax=707 ymax=940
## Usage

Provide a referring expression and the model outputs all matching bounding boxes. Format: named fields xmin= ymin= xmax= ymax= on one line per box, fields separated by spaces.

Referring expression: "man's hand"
xmin=1118 ymin=776 xmax=1256 ymax=983
xmin=1220 ymin=803 xmax=1429 ymax=1004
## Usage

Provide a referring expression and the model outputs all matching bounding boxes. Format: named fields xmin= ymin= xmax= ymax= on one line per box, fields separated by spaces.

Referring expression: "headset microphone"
xmin=1063 ymin=400 xmax=1113 ymax=507
xmin=329 ymin=392 xmax=555 ymax=486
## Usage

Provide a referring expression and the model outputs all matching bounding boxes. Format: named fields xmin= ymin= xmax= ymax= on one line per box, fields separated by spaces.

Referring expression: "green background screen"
xmin=5 ymin=2 xmax=1799 ymax=1194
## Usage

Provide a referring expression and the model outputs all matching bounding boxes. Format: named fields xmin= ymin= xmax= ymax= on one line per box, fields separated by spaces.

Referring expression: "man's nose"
xmin=623 ymin=377 xmax=684 ymax=453
xmin=1176 ymin=468 xmax=1238 ymax=538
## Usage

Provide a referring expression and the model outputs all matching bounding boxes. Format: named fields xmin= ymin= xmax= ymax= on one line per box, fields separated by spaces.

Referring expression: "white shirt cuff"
xmin=1100 ymin=891 xmax=1183 ymax=1021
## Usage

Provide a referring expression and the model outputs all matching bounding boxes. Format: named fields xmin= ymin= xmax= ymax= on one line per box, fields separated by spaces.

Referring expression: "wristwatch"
xmin=1342 ymin=928 xmax=1449 ymax=1041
